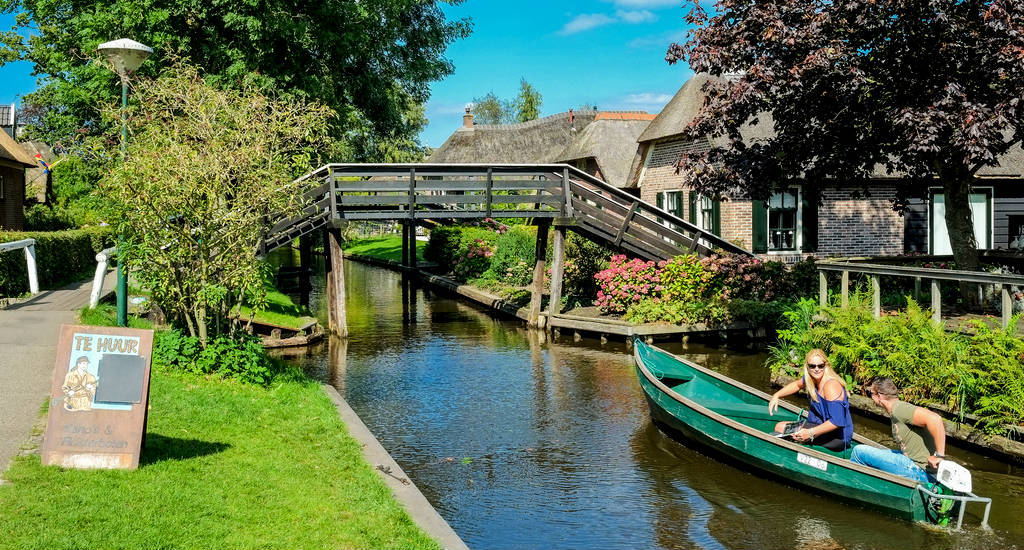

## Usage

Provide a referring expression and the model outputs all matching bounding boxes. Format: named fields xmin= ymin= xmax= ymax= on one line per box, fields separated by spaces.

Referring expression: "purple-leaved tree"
xmin=667 ymin=0 xmax=1024 ymax=271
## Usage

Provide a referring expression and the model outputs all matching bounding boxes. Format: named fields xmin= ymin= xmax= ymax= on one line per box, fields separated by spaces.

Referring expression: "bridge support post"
xmin=298 ymin=234 xmax=312 ymax=306
xmin=408 ymin=223 xmax=418 ymax=270
xmin=325 ymin=227 xmax=348 ymax=337
xmin=547 ymin=226 xmax=566 ymax=323
xmin=401 ymin=222 xmax=410 ymax=267
xmin=528 ymin=221 xmax=551 ymax=328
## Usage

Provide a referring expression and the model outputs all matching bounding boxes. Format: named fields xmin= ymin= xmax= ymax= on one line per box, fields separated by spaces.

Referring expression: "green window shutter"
xmin=674 ymin=194 xmax=685 ymax=219
xmin=656 ymin=192 xmax=664 ymax=209
xmin=688 ymin=194 xmax=697 ymax=223
xmin=752 ymin=199 xmax=767 ymax=253
xmin=712 ymin=199 xmax=721 ymax=236
xmin=801 ymin=188 xmax=818 ymax=252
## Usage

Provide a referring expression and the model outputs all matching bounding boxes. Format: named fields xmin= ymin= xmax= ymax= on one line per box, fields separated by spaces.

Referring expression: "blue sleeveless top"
xmin=806 ymin=380 xmax=854 ymax=444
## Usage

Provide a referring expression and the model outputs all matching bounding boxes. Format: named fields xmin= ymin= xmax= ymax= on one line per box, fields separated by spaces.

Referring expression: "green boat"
xmin=633 ymin=339 xmax=992 ymax=528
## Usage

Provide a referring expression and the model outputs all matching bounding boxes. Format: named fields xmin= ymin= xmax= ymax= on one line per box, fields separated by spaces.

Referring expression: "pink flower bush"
xmin=594 ymin=255 xmax=662 ymax=313
xmin=453 ymin=238 xmax=496 ymax=280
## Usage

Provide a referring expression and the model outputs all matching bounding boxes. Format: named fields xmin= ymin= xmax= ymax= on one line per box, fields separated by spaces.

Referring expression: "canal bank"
xmin=286 ymin=259 xmax=1023 ymax=549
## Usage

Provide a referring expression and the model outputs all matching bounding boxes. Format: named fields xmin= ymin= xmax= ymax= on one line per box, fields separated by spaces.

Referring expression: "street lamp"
xmin=98 ymin=38 xmax=152 ymax=327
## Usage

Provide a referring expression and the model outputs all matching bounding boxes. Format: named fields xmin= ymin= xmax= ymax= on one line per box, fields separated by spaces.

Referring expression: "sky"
xmin=0 ymin=1 xmax=697 ymax=147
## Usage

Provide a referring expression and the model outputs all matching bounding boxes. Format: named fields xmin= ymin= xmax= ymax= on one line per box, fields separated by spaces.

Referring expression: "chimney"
xmin=463 ymin=107 xmax=474 ymax=128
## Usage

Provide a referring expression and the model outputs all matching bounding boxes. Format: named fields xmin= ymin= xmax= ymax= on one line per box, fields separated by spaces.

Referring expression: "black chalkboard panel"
xmin=94 ymin=354 xmax=146 ymax=404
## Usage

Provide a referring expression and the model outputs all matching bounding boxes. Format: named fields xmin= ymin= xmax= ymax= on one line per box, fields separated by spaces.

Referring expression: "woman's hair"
xmin=802 ymin=349 xmax=846 ymax=402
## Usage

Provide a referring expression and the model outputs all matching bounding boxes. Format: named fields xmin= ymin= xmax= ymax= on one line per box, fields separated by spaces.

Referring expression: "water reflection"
xmin=283 ymin=260 xmax=1022 ymax=549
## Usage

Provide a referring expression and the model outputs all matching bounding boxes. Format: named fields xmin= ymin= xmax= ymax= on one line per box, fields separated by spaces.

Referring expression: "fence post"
xmin=89 ymin=247 xmax=116 ymax=308
xmin=914 ymin=277 xmax=921 ymax=301
xmin=24 ymin=243 xmax=39 ymax=295
xmin=819 ymin=271 xmax=827 ymax=308
xmin=931 ymin=280 xmax=941 ymax=323
xmin=1002 ymin=284 xmax=1012 ymax=329
xmin=528 ymin=220 xmax=551 ymax=327
xmin=841 ymin=270 xmax=849 ymax=308
xmin=872 ymin=275 xmax=881 ymax=319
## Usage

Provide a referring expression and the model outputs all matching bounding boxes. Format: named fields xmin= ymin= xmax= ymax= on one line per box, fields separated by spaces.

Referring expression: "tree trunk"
xmin=940 ymin=171 xmax=980 ymax=272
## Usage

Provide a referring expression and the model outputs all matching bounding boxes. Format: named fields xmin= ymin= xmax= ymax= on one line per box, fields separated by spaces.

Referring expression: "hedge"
xmin=0 ymin=227 xmax=116 ymax=297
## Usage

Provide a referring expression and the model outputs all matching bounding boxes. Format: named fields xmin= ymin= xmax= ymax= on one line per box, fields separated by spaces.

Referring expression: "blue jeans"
xmin=849 ymin=445 xmax=931 ymax=483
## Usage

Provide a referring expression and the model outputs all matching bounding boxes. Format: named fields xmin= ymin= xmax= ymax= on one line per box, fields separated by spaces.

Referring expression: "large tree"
xmin=471 ymin=78 xmax=543 ymax=125
xmin=0 ymin=0 xmax=470 ymax=159
xmin=667 ymin=0 xmax=1024 ymax=271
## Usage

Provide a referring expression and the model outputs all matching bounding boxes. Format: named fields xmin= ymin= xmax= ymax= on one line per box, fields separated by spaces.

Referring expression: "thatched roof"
xmin=0 ymin=129 xmax=35 ymax=168
xmin=557 ymin=118 xmax=651 ymax=188
xmin=428 ymin=110 xmax=654 ymax=187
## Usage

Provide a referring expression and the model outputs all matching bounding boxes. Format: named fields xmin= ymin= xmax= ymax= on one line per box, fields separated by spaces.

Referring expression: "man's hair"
xmin=867 ymin=377 xmax=899 ymax=398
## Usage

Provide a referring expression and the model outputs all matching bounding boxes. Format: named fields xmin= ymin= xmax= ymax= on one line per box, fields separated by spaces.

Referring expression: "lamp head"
xmin=97 ymin=38 xmax=153 ymax=78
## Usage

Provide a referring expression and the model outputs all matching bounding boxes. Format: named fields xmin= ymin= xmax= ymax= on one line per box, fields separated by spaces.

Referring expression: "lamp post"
xmin=98 ymin=38 xmax=152 ymax=327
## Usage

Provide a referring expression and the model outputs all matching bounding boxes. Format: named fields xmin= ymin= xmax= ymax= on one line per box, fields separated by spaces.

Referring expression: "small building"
xmin=0 ymin=127 xmax=36 ymax=230
xmin=429 ymin=108 xmax=655 ymax=189
xmin=630 ymin=74 xmax=1024 ymax=260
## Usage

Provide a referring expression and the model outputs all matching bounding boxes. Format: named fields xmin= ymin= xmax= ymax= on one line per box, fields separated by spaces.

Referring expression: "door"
xmin=930 ymin=189 xmax=992 ymax=254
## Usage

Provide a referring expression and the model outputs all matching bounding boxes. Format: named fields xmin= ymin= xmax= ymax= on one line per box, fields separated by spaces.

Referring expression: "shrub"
xmin=626 ymin=295 xmax=730 ymax=326
xmin=660 ymin=254 xmax=718 ymax=303
xmin=484 ymin=225 xmax=536 ymax=285
xmin=426 ymin=224 xmax=500 ymax=278
xmin=453 ymin=236 xmax=496 ymax=280
xmin=560 ymin=232 xmax=611 ymax=307
xmin=0 ymin=227 xmax=115 ymax=296
xmin=154 ymin=329 xmax=280 ymax=385
xmin=594 ymin=255 xmax=663 ymax=314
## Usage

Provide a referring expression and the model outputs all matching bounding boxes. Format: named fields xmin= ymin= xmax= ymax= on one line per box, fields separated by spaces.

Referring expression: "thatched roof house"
xmin=429 ymin=108 xmax=655 ymax=188
xmin=631 ymin=72 xmax=1024 ymax=259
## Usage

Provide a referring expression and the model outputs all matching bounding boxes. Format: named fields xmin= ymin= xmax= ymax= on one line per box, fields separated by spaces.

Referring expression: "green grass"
xmin=343 ymin=235 xmax=424 ymax=263
xmin=234 ymin=283 xmax=316 ymax=331
xmin=0 ymin=368 xmax=440 ymax=549
xmin=79 ymin=303 xmax=153 ymax=329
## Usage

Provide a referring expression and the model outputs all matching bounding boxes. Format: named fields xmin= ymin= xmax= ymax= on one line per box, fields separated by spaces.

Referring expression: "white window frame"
xmin=928 ymin=186 xmax=993 ymax=254
xmin=655 ymin=189 xmax=684 ymax=225
xmin=765 ymin=185 xmax=802 ymax=253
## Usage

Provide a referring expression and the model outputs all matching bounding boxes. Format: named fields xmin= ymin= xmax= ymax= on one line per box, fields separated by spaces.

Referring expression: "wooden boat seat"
xmin=704 ymin=400 xmax=781 ymax=422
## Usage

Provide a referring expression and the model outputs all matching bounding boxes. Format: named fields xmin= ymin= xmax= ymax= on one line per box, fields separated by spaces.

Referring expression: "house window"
xmin=656 ymin=190 xmax=684 ymax=222
xmin=768 ymin=188 xmax=799 ymax=251
xmin=697 ymin=195 xmax=715 ymax=233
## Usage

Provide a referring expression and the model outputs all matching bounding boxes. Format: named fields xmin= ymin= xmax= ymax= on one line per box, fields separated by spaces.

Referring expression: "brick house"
xmin=0 ymin=127 xmax=34 ymax=230
xmin=629 ymin=73 xmax=1024 ymax=261
xmin=429 ymin=108 xmax=655 ymax=189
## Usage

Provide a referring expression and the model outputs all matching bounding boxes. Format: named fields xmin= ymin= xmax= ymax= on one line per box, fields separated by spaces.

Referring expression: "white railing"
xmin=89 ymin=246 xmax=117 ymax=308
xmin=0 ymin=238 xmax=40 ymax=295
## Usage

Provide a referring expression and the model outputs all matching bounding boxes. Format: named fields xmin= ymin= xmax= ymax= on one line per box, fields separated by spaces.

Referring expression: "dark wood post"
xmin=325 ymin=227 xmax=348 ymax=337
xmin=298 ymin=233 xmax=312 ymax=306
xmin=528 ymin=221 xmax=551 ymax=327
xmin=401 ymin=222 xmax=410 ymax=267
xmin=548 ymin=226 xmax=566 ymax=321
xmin=409 ymin=223 xmax=418 ymax=270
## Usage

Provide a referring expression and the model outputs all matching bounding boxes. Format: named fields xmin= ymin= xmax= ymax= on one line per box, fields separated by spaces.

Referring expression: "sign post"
xmin=40 ymin=325 xmax=155 ymax=470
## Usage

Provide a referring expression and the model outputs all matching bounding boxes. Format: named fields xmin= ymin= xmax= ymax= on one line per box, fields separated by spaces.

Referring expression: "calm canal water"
xmin=281 ymin=258 xmax=1023 ymax=549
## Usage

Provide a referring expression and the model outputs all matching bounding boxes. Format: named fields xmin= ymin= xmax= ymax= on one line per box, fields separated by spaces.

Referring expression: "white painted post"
xmin=89 ymin=247 xmax=116 ymax=308
xmin=24 ymin=244 xmax=39 ymax=295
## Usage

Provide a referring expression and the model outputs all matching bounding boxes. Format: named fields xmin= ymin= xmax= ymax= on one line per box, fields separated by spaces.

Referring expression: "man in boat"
xmin=850 ymin=377 xmax=946 ymax=483
xmin=768 ymin=349 xmax=853 ymax=452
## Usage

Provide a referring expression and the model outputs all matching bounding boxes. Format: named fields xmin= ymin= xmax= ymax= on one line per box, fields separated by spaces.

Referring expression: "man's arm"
xmin=911 ymin=405 xmax=947 ymax=469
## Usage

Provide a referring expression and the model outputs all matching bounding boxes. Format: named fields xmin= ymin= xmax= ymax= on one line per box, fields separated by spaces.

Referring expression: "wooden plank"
xmin=491 ymin=181 xmax=560 ymax=191
xmin=408 ymin=168 xmax=416 ymax=220
xmin=573 ymin=202 xmax=680 ymax=259
xmin=414 ymin=195 xmax=487 ymax=205
xmin=613 ymin=201 xmax=640 ymax=247
xmin=548 ymin=227 xmax=566 ymax=318
xmin=487 ymin=194 xmax=562 ymax=205
xmin=333 ymin=181 xmax=409 ymax=192
xmin=339 ymin=195 xmax=410 ymax=206
xmin=820 ymin=271 xmax=827 ymax=307
xmin=842 ymin=270 xmax=850 ymax=308
xmin=1002 ymin=285 xmax=1012 ymax=329
xmin=486 ymin=168 xmax=493 ymax=218
xmin=562 ymin=168 xmax=574 ymax=217
xmin=326 ymin=228 xmax=348 ymax=337
xmin=931 ymin=280 xmax=941 ymax=323
xmin=269 ymin=197 xmax=331 ymax=233
xmin=872 ymin=275 xmax=881 ymax=319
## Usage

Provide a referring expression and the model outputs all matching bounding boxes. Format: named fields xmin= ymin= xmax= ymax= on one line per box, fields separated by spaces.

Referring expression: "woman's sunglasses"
xmin=806 ymin=362 xmax=826 ymax=370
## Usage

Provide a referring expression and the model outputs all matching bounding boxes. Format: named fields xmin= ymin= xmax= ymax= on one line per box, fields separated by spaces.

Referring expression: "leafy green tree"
xmin=666 ymin=0 xmax=1024 ymax=271
xmin=103 ymin=60 xmax=334 ymax=344
xmin=0 ymin=0 xmax=470 ymax=159
xmin=511 ymin=78 xmax=542 ymax=122
xmin=471 ymin=91 xmax=513 ymax=124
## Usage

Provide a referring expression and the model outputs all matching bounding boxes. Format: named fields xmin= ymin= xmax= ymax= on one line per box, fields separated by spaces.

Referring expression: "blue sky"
xmin=0 ymin=1 xmax=697 ymax=147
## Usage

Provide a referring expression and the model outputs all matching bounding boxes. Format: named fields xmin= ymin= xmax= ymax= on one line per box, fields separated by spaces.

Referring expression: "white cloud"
xmin=558 ymin=13 xmax=617 ymax=35
xmin=615 ymin=9 xmax=656 ymax=23
xmin=623 ymin=92 xmax=673 ymax=105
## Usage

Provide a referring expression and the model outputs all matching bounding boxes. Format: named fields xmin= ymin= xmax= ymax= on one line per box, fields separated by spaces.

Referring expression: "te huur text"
xmin=74 ymin=335 xmax=139 ymax=355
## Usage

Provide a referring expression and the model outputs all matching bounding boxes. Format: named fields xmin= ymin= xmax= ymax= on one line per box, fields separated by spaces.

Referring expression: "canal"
xmin=283 ymin=259 xmax=1022 ymax=549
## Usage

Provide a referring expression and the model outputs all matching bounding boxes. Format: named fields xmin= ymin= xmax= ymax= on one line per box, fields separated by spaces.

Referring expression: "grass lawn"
xmin=0 ymin=369 xmax=439 ymax=549
xmin=343 ymin=235 xmax=424 ymax=263
xmin=234 ymin=277 xmax=317 ymax=331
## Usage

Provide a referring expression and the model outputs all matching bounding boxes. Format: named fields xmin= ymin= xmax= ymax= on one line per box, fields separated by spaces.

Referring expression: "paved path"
xmin=0 ymin=271 xmax=116 ymax=477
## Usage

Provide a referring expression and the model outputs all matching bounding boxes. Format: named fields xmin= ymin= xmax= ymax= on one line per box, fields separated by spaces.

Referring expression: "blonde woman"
xmin=767 ymin=349 xmax=853 ymax=451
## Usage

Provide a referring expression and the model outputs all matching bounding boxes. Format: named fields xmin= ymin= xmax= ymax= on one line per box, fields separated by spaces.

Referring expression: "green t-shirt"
xmin=891 ymin=400 xmax=935 ymax=469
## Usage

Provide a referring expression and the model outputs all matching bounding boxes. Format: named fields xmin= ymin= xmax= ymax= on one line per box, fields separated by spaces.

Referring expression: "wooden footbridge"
xmin=264 ymin=163 xmax=753 ymax=336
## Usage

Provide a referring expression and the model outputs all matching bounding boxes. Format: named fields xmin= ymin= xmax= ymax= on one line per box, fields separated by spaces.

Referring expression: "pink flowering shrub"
xmin=453 ymin=237 xmax=495 ymax=280
xmin=594 ymin=255 xmax=664 ymax=314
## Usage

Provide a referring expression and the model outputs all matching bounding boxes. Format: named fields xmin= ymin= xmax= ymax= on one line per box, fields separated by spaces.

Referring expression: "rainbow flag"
xmin=34 ymin=153 xmax=50 ymax=174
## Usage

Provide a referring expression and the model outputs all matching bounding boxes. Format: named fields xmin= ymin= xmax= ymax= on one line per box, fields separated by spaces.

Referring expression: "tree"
xmin=511 ymin=78 xmax=542 ymax=122
xmin=666 ymin=0 xmax=1024 ymax=271
xmin=0 ymin=0 xmax=470 ymax=159
xmin=471 ymin=78 xmax=543 ymax=124
xmin=103 ymin=60 xmax=334 ymax=344
xmin=471 ymin=92 xmax=514 ymax=124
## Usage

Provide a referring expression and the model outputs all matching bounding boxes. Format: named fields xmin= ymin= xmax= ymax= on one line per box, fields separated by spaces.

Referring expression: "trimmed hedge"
xmin=0 ymin=227 xmax=116 ymax=296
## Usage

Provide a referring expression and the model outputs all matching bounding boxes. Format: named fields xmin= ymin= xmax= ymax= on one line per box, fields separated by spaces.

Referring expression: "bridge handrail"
xmin=817 ymin=261 xmax=1024 ymax=286
xmin=0 ymin=238 xmax=39 ymax=294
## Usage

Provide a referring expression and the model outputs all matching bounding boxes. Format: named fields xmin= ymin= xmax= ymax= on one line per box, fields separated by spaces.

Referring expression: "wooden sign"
xmin=40 ymin=325 xmax=154 ymax=470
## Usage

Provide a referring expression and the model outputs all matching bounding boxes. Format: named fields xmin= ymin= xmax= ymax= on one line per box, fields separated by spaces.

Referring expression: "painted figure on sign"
xmin=62 ymin=356 xmax=97 ymax=411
